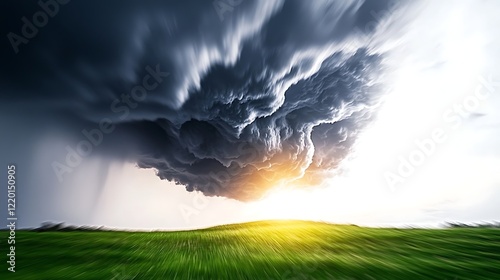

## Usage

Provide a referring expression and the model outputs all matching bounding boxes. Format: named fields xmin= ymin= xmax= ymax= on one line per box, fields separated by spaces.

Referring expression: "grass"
xmin=1 ymin=220 xmax=500 ymax=279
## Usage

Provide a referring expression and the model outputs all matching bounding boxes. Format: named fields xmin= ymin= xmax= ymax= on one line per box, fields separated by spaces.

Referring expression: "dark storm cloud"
xmin=1 ymin=0 xmax=400 ymax=200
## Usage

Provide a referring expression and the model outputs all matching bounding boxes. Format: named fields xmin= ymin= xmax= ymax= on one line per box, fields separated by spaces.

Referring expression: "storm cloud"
xmin=1 ymin=0 xmax=403 ymax=200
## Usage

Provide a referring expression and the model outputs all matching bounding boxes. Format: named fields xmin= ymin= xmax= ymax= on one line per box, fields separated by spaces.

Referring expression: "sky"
xmin=1 ymin=0 xmax=500 ymax=230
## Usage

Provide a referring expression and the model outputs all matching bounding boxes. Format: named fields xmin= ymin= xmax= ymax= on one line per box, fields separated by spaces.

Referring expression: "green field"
xmin=2 ymin=220 xmax=500 ymax=279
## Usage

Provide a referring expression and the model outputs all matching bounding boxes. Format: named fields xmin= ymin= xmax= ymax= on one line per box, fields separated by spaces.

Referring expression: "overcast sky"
xmin=1 ymin=0 xmax=499 ymax=229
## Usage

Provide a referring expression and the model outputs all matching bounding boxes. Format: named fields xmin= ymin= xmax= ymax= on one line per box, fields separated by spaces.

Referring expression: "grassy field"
xmin=1 ymin=220 xmax=500 ymax=279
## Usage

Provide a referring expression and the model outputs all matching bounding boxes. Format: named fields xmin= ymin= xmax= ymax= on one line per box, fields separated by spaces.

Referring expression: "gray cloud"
xmin=1 ymin=0 xmax=400 ymax=200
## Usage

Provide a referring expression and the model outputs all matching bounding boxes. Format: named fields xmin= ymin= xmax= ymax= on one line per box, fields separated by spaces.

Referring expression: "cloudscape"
xmin=1 ymin=0 xmax=500 ymax=230
xmin=2 ymin=0 xmax=500 ymax=279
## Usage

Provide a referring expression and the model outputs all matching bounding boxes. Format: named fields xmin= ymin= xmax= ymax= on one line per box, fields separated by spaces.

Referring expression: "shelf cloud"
xmin=1 ymin=0 xmax=403 ymax=200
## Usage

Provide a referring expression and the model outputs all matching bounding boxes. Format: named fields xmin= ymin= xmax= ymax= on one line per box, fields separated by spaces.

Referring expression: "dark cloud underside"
xmin=1 ymin=0 xmax=399 ymax=200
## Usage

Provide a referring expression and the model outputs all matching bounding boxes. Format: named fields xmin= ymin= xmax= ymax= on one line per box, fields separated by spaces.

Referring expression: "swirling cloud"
xmin=1 ymin=0 xmax=400 ymax=200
